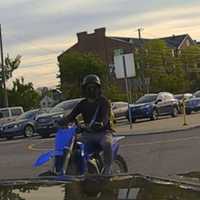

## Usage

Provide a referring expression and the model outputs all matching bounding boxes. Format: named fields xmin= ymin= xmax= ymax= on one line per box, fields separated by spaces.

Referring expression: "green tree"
xmin=4 ymin=54 xmax=21 ymax=80
xmin=135 ymin=39 xmax=189 ymax=93
xmin=8 ymin=77 xmax=41 ymax=111
xmin=58 ymin=52 xmax=109 ymax=98
xmin=180 ymin=45 xmax=200 ymax=91
xmin=0 ymin=54 xmax=21 ymax=107
xmin=0 ymin=54 xmax=21 ymax=84
xmin=104 ymin=84 xmax=127 ymax=102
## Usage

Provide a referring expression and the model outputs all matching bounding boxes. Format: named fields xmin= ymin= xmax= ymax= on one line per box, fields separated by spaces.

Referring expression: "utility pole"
xmin=137 ymin=28 xmax=144 ymax=40
xmin=0 ymin=24 xmax=8 ymax=107
xmin=137 ymin=27 xmax=146 ymax=94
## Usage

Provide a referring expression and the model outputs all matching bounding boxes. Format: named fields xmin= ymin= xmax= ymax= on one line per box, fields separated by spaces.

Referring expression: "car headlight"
xmin=143 ymin=104 xmax=151 ymax=109
xmin=13 ymin=123 xmax=23 ymax=128
xmin=59 ymin=114 xmax=64 ymax=118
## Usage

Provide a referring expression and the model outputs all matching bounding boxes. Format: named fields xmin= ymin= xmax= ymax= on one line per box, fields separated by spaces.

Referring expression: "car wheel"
xmin=150 ymin=109 xmax=158 ymax=120
xmin=172 ymin=106 xmax=178 ymax=117
xmin=24 ymin=125 xmax=34 ymax=138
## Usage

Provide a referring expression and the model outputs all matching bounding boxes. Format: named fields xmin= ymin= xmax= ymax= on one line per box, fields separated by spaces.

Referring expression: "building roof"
xmin=58 ymin=27 xmax=195 ymax=61
xmin=110 ymin=36 xmax=150 ymax=48
xmin=160 ymin=34 xmax=188 ymax=49
xmin=111 ymin=34 xmax=191 ymax=49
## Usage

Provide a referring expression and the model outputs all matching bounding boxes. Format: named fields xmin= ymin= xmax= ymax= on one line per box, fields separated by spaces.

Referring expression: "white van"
xmin=0 ymin=107 xmax=24 ymax=125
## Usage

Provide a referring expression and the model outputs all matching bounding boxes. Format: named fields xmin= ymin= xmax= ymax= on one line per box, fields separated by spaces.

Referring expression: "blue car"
xmin=185 ymin=90 xmax=200 ymax=114
xmin=0 ymin=109 xmax=42 ymax=140
xmin=128 ymin=92 xmax=179 ymax=122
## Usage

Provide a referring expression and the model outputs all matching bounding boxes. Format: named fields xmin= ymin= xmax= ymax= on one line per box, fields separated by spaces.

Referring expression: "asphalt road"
xmin=1 ymin=126 xmax=200 ymax=179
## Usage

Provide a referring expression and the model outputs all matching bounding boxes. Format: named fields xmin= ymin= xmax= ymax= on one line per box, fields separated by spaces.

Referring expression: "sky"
xmin=1 ymin=0 xmax=200 ymax=89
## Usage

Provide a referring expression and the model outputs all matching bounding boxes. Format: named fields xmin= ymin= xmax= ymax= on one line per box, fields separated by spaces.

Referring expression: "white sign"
xmin=114 ymin=53 xmax=136 ymax=79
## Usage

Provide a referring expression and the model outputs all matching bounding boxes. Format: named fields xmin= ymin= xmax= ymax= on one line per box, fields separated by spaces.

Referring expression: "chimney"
xmin=94 ymin=27 xmax=106 ymax=37
xmin=77 ymin=31 xmax=87 ymax=42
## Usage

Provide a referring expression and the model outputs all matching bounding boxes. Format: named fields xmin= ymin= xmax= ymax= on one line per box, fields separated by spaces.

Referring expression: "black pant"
xmin=80 ymin=131 xmax=113 ymax=172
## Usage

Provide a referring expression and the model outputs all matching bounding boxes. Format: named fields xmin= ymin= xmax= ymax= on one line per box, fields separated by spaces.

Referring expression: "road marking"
xmin=28 ymin=139 xmax=53 ymax=151
xmin=0 ymin=136 xmax=53 ymax=145
xmin=121 ymin=135 xmax=200 ymax=148
xmin=0 ymin=138 xmax=30 ymax=145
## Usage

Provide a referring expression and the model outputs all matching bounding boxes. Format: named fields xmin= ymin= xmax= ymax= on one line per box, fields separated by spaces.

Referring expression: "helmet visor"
xmin=84 ymin=83 xmax=100 ymax=99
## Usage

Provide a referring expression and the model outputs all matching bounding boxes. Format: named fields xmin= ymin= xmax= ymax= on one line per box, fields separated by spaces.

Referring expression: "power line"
xmin=6 ymin=33 xmax=62 ymax=55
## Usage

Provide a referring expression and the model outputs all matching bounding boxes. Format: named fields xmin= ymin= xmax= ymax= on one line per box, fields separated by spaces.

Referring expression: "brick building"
xmin=58 ymin=27 xmax=195 ymax=68
xmin=58 ymin=27 xmax=195 ymax=94
xmin=58 ymin=28 xmax=134 ymax=73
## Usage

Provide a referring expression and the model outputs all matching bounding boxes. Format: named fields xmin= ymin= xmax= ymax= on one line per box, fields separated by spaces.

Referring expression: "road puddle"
xmin=1 ymin=174 xmax=200 ymax=199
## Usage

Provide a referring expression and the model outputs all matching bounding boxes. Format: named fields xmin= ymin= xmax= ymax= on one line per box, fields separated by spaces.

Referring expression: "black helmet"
xmin=81 ymin=74 xmax=101 ymax=99
xmin=81 ymin=74 xmax=101 ymax=87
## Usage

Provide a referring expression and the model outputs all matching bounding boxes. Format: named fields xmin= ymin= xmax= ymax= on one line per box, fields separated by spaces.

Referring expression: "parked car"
xmin=185 ymin=91 xmax=200 ymax=114
xmin=193 ymin=90 xmax=200 ymax=97
xmin=0 ymin=106 xmax=24 ymax=126
xmin=174 ymin=93 xmax=193 ymax=113
xmin=111 ymin=101 xmax=128 ymax=119
xmin=128 ymin=92 xmax=179 ymax=122
xmin=36 ymin=98 xmax=82 ymax=138
xmin=0 ymin=109 xmax=42 ymax=140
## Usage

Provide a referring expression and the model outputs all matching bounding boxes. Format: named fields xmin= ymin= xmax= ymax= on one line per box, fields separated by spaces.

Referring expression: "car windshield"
xmin=50 ymin=104 xmax=64 ymax=113
xmin=174 ymin=95 xmax=183 ymax=100
xmin=17 ymin=110 xmax=38 ymax=120
xmin=136 ymin=95 xmax=158 ymax=104
xmin=50 ymin=99 xmax=81 ymax=113
xmin=194 ymin=91 xmax=200 ymax=97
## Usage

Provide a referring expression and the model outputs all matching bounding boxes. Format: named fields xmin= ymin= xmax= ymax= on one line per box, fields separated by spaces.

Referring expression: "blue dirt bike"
xmin=33 ymin=125 xmax=128 ymax=176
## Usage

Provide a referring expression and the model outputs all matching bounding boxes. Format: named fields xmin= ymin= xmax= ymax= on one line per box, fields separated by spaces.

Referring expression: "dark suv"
xmin=36 ymin=98 xmax=82 ymax=138
xmin=128 ymin=92 xmax=179 ymax=122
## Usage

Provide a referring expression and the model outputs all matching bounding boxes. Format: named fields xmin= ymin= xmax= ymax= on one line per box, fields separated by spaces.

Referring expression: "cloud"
xmin=1 ymin=0 xmax=200 ymax=89
xmin=5 ymin=34 xmax=76 ymax=88
xmin=0 ymin=0 xmax=30 ymax=8
xmin=7 ymin=63 xmax=58 ymax=88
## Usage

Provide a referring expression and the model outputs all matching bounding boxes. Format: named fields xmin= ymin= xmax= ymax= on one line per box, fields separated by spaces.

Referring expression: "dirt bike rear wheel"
xmin=112 ymin=154 xmax=128 ymax=174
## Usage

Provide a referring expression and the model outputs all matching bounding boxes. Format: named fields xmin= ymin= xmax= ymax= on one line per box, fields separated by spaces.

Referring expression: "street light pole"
xmin=137 ymin=28 xmax=146 ymax=94
xmin=0 ymin=24 xmax=8 ymax=107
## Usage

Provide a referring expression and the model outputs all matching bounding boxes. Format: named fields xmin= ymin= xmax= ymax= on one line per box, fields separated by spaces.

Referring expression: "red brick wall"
xmin=58 ymin=28 xmax=133 ymax=66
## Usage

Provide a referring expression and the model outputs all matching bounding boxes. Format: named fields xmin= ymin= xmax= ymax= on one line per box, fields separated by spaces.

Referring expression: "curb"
xmin=117 ymin=124 xmax=200 ymax=137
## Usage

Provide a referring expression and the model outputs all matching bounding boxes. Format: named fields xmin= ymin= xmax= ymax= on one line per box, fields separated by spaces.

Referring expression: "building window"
xmin=11 ymin=108 xmax=23 ymax=116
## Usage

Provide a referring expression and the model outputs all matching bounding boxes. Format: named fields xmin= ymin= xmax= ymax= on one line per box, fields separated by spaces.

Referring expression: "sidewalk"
xmin=115 ymin=112 xmax=200 ymax=136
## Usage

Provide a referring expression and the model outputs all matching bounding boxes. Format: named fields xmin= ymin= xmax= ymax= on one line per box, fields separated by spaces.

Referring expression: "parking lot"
xmin=0 ymin=111 xmax=200 ymax=141
xmin=116 ymin=112 xmax=200 ymax=135
xmin=0 ymin=111 xmax=200 ymax=179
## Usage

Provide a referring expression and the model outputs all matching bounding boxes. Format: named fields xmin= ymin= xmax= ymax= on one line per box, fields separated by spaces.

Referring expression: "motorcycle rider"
xmin=61 ymin=74 xmax=113 ymax=175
